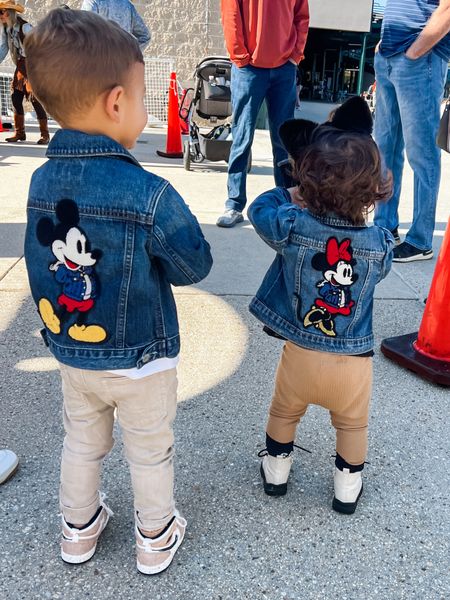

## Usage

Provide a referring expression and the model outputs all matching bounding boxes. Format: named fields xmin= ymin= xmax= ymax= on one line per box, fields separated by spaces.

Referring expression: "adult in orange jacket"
xmin=217 ymin=0 xmax=309 ymax=228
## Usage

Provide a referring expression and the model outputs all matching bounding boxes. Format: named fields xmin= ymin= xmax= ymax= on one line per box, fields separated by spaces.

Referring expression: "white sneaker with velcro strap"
xmin=136 ymin=509 xmax=187 ymax=575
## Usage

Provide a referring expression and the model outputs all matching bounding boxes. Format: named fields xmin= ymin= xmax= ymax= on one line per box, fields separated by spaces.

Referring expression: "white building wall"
xmin=19 ymin=1 xmax=376 ymax=81
xmin=309 ymin=0 xmax=373 ymax=32
xmin=20 ymin=0 xmax=226 ymax=82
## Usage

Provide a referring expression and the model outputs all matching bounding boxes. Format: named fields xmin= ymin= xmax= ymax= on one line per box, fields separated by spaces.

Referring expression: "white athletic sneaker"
xmin=0 ymin=449 xmax=19 ymax=484
xmin=332 ymin=467 xmax=363 ymax=514
xmin=260 ymin=452 xmax=293 ymax=496
xmin=216 ymin=209 xmax=244 ymax=228
xmin=136 ymin=509 xmax=187 ymax=575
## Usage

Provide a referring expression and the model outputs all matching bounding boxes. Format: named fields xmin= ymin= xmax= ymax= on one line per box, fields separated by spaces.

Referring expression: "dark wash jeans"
xmin=226 ymin=61 xmax=296 ymax=212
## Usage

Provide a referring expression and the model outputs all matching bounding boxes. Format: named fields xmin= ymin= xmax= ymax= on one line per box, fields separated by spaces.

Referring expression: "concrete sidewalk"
xmin=0 ymin=125 xmax=449 ymax=600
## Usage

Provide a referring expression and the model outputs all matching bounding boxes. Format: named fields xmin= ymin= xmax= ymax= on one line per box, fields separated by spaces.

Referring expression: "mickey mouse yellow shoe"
xmin=68 ymin=324 xmax=107 ymax=343
xmin=38 ymin=298 xmax=61 ymax=334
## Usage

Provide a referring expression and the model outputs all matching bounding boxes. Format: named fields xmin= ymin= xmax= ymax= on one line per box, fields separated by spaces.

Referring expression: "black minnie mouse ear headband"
xmin=279 ymin=96 xmax=373 ymax=161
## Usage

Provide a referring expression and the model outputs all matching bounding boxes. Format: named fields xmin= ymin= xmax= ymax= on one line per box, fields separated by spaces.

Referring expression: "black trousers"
xmin=11 ymin=88 xmax=47 ymax=120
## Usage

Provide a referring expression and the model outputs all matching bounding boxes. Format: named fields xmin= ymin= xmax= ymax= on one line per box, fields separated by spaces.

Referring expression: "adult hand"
xmin=405 ymin=46 xmax=422 ymax=60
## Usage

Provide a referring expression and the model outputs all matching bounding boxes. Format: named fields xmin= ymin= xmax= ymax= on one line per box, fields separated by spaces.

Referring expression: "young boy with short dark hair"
xmin=24 ymin=8 xmax=212 ymax=574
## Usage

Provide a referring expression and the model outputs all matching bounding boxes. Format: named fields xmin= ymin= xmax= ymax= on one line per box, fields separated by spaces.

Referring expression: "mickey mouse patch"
xmin=36 ymin=199 xmax=107 ymax=344
xmin=303 ymin=237 xmax=358 ymax=337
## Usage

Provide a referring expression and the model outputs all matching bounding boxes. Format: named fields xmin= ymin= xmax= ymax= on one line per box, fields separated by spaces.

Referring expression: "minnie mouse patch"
xmin=303 ymin=237 xmax=358 ymax=337
xmin=36 ymin=199 xmax=107 ymax=344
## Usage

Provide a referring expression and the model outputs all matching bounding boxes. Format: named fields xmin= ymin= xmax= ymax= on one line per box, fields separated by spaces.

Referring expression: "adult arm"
xmin=0 ymin=27 xmax=8 ymax=63
xmin=290 ymin=0 xmax=310 ymax=64
xmin=221 ymin=0 xmax=250 ymax=67
xmin=150 ymin=183 xmax=213 ymax=286
xmin=406 ymin=0 xmax=450 ymax=59
xmin=248 ymin=189 xmax=298 ymax=253
xmin=80 ymin=0 xmax=99 ymax=12
xmin=131 ymin=5 xmax=151 ymax=51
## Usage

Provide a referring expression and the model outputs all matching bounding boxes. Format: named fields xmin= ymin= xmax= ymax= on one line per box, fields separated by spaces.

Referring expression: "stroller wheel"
xmin=183 ymin=141 xmax=191 ymax=171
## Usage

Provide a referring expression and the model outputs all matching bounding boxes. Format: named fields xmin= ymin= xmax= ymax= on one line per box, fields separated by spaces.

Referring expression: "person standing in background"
xmin=0 ymin=0 xmax=50 ymax=144
xmin=217 ymin=0 xmax=309 ymax=228
xmin=81 ymin=0 xmax=151 ymax=50
xmin=374 ymin=0 xmax=450 ymax=262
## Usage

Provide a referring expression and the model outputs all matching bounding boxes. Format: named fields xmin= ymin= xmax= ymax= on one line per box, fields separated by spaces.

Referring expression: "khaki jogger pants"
xmin=59 ymin=363 xmax=178 ymax=530
xmin=267 ymin=342 xmax=373 ymax=465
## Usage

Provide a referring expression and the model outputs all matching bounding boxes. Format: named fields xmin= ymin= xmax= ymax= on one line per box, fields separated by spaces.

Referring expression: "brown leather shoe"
xmin=5 ymin=114 xmax=26 ymax=142
xmin=37 ymin=118 xmax=50 ymax=145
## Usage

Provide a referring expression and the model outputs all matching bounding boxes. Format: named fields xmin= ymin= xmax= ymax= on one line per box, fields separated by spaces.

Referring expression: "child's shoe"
xmin=61 ymin=495 xmax=113 ymax=564
xmin=136 ymin=509 xmax=187 ymax=575
xmin=259 ymin=452 xmax=293 ymax=496
xmin=332 ymin=467 xmax=363 ymax=514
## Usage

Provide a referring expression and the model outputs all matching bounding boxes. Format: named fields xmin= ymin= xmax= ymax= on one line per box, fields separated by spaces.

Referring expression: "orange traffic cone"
xmin=381 ymin=216 xmax=450 ymax=385
xmin=0 ymin=112 xmax=12 ymax=132
xmin=157 ymin=72 xmax=183 ymax=159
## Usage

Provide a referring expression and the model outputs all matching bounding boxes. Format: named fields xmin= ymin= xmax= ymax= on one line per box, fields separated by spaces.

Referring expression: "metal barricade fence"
xmin=144 ymin=57 xmax=175 ymax=127
xmin=1 ymin=57 xmax=175 ymax=126
xmin=0 ymin=60 xmax=14 ymax=118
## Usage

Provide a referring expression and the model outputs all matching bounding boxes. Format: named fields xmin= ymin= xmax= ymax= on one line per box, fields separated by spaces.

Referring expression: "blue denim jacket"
xmin=248 ymin=188 xmax=394 ymax=354
xmin=24 ymin=129 xmax=213 ymax=370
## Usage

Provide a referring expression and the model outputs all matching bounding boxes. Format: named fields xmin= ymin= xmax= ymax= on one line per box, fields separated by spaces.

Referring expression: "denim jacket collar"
xmin=306 ymin=210 xmax=367 ymax=229
xmin=46 ymin=129 xmax=141 ymax=168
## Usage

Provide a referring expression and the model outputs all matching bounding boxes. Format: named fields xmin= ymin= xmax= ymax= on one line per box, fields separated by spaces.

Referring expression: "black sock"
xmin=67 ymin=505 xmax=102 ymax=530
xmin=139 ymin=515 xmax=175 ymax=539
xmin=266 ymin=433 xmax=294 ymax=457
xmin=335 ymin=453 xmax=364 ymax=473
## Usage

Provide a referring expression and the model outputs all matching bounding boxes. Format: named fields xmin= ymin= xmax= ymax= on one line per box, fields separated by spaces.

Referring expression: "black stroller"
xmin=180 ymin=56 xmax=251 ymax=171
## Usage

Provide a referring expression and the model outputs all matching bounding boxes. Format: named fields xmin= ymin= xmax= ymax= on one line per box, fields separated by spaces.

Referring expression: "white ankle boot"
xmin=332 ymin=467 xmax=363 ymax=514
xmin=260 ymin=453 xmax=293 ymax=496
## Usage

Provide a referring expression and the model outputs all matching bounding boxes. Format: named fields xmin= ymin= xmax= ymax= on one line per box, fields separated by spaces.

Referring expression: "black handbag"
xmin=437 ymin=97 xmax=450 ymax=153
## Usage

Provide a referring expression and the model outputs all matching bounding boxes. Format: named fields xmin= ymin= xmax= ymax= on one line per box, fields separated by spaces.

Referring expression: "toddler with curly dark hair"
xmin=248 ymin=97 xmax=394 ymax=514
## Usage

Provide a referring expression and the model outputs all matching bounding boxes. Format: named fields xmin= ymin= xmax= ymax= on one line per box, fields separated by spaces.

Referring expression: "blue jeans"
xmin=374 ymin=51 xmax=448 ymax=251
xmin=226 ymin=62 xmax=297 ymax=212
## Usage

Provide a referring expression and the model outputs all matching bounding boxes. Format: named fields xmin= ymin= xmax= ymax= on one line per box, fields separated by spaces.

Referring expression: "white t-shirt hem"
xmin=107 ymin=355 xmax=179 ymax=380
